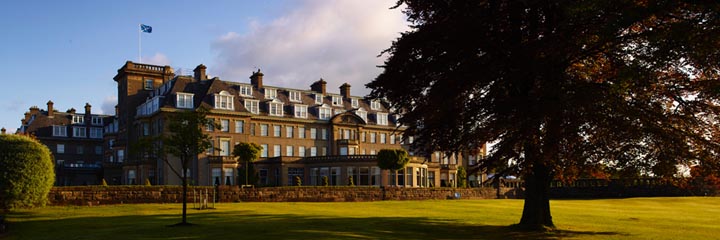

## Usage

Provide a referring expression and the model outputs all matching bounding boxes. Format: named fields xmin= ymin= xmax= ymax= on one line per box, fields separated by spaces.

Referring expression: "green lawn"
xmin=3 ymin=197 xmax=719 ymax=239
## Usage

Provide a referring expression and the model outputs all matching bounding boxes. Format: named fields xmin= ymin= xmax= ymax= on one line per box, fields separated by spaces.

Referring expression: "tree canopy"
xmin=233 ymin=142 xmax=262 ymax=186
xmin=369 ymin=0 xmax=720 ymax=228
xmin=0 ymin=134 xmax=55 ymax=210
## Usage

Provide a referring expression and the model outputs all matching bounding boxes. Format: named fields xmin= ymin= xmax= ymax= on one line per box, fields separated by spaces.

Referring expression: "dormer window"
xmin=315 ymin=94 xmax=323 ymax=104
xmin=264 ymin=88 xmax=277 ymax=99
xmin=351 ymin=98 xmax=359 ymax=108
xmin=289 ymin=91 xmax=302 ymax=102
xmin=317 ymin=104 xmax=331 ymax=120
xmin=72 ymin=115 xmax=84 ymax=124
xmin=294 ymin=104 xmax=308 ymax=118
xmin=91 ymin=116 xmax=103 ymax=126
xmin=176 ymin=93 xmax=194 ymax=109
xmin=268 ymin=100 xmax=284 ymax=116
xmin=53 ymin=125 xmax=67 ymax=137
xmin=332 ymin=95 xmax=343 ymax=106
xmin=371 ymin=100 xmax=381 ymax=110
xmin=244 ymin=99 xmax=259 ymax=114
xmin=376 ymin=112 xmax=388 ymax=125
xmin=214 ymin=91 xmax=234 ymax=110
xmin=239 ymin=85 xmax=253 ymax=97
xmin=356 ymin=108 xmax=367 ymax=122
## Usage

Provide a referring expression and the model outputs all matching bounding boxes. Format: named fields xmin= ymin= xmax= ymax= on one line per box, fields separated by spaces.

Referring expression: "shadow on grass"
xmin=5 ymin=210 xmax=625 ymax=240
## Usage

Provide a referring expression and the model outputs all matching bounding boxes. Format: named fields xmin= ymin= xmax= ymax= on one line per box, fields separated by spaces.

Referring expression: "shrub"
xmin=322 ymin=176 xmax=329 ymax=186
xmin=348 ymin=176 xmax=355 ymax=186
xmin=145 ymin=178 xmax=152 ymax=186
xmin=0 ymin=134 xmax=55 ymax=210
xmin=457 ymin=166 xmax=467 ymax=188
xmin=101 ymin=178 xmax=108 ymax=186
xmin=294 ymin=176 xmax=302 ymax=186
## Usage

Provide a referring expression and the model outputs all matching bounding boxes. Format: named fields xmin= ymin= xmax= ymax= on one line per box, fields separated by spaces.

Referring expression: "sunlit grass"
xmin=4 ymin=197 xmax=719 ymax=239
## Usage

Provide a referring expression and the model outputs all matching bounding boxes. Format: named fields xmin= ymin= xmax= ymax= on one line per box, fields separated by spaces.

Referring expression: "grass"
xmin=3 ymin=197 xmax=719 ymax=239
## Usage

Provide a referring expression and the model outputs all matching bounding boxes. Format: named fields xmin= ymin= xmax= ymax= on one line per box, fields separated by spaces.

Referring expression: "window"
xmin=351 ymin=98 xmax=359 ymax=108
xmin=310 ymin=147 xmax=317 ymax=157
xmin=286 ymin=145 xmax=294 ymax=156
xmin=361 ymin=132 xmax=366 ymax=142
xmin=176 ymin=93 xmax=194 ymax=109
xmin=318 ymin=106 xmax=331 ymax=120
xmin=214 ymin=91 xmax=234 ymax=110
xmin=144 ymin=79 xmax=153 ymax=90
xmin=321 ymin=147 xmax=327 ymax=156
xmin=356 ymin=108 xmax=367 ymax=122
xmin=264 ymin=88 xmax=277 ymax=99
xmin=91 ymin=116 xmax=103 ymax=126
xmin=259 ymin=169 xmax=269 ymax=185
xmin=206 ymin=118 xmax=214 ymax=132
xmin=57 ymin=144 xmax=65 ymax=153
xmin=221 ymin=119 xmax=230 ymax=132
xmin=72 ymin=115 xmax=84 ymax=124
xmin=117 ymin=150 xmax=124 ymax=162
xmin=286 ymin=126 xmax=293 ymax=138
xmin=294 ymin=105 xmax=308 ymax=118
xmin=332 ymin=95 xmax=342 ymax=106
xmin=128 ymin=170 xmax=136 ymax=185
xmin=273 ymin=145 xmax=281 ymax=157
xmin=224 ymin=168 xmax=234 ymax=185
xmin=298 ymin=127 xmax=305 ymax=138
xmin=298 ymin=146 xmax=305 ymax=157
xmin=235 ymin=120 xmax=244 ymax=133
xmin=143 ymin=123 xmax=150 ymax=136
xmin=321 ymin=128 xmax=327 ymax=140
xmin=207 ymin=140 xmax=214 ymax=155
xmin=90 ymin=127 xmax=103 ymax=138
xmin=212 ymin=168 xmax=222 ymax=185
xmin=95 ymin=146 xmax=102 ymax=155
xmin=244 ymin=99 xmax=259 ymax=114
xmin=261 ymin=144 xmax=268 ymax=157
xmin=273 ymin=125 xmax=281 ymax=137
xmin=289 ymin=91 xmax=302 ymax=102
xmin=53 ymin=125 xmax=67 ymax=137
xmin=371 ymin=100 xmax=381 ymax=110
xmin=220 ymin=139 xmax=231 ymax=156
xmin=376 ymin=113 xmax=388 ymax=125
xmin=288 ymin=168 xmax=304 ymax=186
xmin=390 ymin=134 xmax=396 ymax=144
xmin=380 ymin=133 xmax=386 ymax=144
xmin=315 ymin=94 xmax=323 ymax=104
xmin=73 ymin=127 xmax=86 ymax=138
xmin=310 ymin=128 xmax=317 ymax=139
xmin=268 ymin=102 xmax=283 ymax=116
xmin=77 ymin=146 xmax=84 ymax=154
xmin=239 ymin=85 xmax=253 ymax=96
xmin=370 ymin=133 xmax=376 ymax=143
xmin=260 ymin=124 xmax=268 ymax=136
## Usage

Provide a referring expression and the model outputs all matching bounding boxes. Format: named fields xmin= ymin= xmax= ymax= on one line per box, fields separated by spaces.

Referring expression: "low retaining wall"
xmin=48 ymin=186 xmax=522 ymax=206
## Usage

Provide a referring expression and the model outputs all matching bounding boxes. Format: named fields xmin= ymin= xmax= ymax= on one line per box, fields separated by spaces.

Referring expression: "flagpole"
xmin=138 ymin=24 xmax=142 ymax=63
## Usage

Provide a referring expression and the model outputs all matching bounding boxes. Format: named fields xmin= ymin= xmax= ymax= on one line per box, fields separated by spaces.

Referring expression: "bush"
xmin=348 ymin=176 xmax=355 ymax=186
xmin=294 ymin=176 xmax=302 ymax=186
xmin=101 ymin=178 xmax=108 ymax=186
xmin=322 ymin=176 xmax=329 ymax=186
xmin=145 ymin=178 xmax=152 ymax=186
xmin=0 ymin=135 xmax=55 ymax=210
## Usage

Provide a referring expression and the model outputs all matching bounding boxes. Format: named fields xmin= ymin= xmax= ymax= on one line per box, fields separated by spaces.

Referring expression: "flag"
xmin=140 ymin=24 xmax=152 ymax=33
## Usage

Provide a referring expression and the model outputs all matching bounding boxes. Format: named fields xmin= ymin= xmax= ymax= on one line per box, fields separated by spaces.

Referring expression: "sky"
xmin=0 ymin=0 xmax=409 ymax=133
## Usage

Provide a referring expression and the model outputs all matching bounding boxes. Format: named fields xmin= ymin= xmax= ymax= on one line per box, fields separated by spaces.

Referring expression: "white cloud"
xmin=143 ymin=53 xmax=171 ymax=66
xmin=211 ymin=0 xmax=409 ymax=96
xmin=100 ymin=95 xmax=117 ymax=115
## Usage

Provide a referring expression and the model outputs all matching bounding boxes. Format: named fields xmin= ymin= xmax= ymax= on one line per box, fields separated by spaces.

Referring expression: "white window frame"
xmin=72 ymin=115 xmax=84 ymax=124
xmin=351 ymin=98 xmax=359 ymax=108
xmin=264 ymin=88 xmax=277 ymax=99
xmin=260 ymin=124 xmax=268 ymax=136
xmin=298 ymin=127 xmax=305 ymax=139
xmin=73 ymin=127 xmax=86 ymax=138
xmin=331 ymin=95 xmax=343 ymax=106
xmin=90 ymin=127 xmax=103 ymax=139
xmin=273 ymin=144 xmax=281 ymax=157
xmin=91 ymin=116 xmax=103 ymax=126
xmin=220 ymin=119 xmax=230 ymax=132
xmin=321 ymin=128 xmax=327 ymax=140
xmin=177 ymin=93 xmax=194 ymax=109
xmin=286 ymin=126 xmax=293 ymax=138
xmin=268 ymin=101 xmax=284 ymax=116
xmin=298 ymin=146 xmax=306 ymax=157
xmin=289 ymin=91 xmax=302 ymax=102
xmin=273 ymin=125 xmax=281 ymax=137
xmin=261 ymin=144 xmax=268 ymax=157
xmin=380 ymin=133 xmax=386 ymax=144
xmin=315 ymin=94 xmax=323 ymax=104
xmin=318 ymin=106 xmax=331 ymax=120
xmin=356 ymin=108 xmax=367 ymax=122
xmin=239 ymin=85 xmax=253 ymax=97
xmin=244 ymin=99 xmax=259 ymax=114
xmin=370 ymin=132 xmax=376 ymax=143
xmin=235 ymin=120 xmax=244 ymax=133
xmin=294 ymin=104 xmax=308 ymax=118
xmin=371 ymin=100 xmax=381 ymax=110
xmin=53 ymin=125 xmax=67 ymax=137
xmin=214 ymin=91 xmax=234 ymax=110
xmin=310 ymin=147 xmax=318 ymax=157
xmin=57 ymin=144 xmax=65 ymax=153
xmin=220 ymin=139 xmax=231 ymax=156
xmin=376 ymin=113 xmax=389 ymax=125
xmin=144 ymin=79 xmax=153 ymax=90
xmin=310 ymin=128 xmax=317 ymax=139
xmin=286 ymin=145 xmax=294 ymax=156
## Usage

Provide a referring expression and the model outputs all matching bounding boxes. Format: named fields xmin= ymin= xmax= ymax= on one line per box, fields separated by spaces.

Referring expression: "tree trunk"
xmin=182 ymin=173 xmax=188 ymax=224
xmin=519 ymin=163 xmax=554 ymax=229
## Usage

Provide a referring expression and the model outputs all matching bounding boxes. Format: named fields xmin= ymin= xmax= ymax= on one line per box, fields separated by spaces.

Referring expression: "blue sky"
xmin=0 ymin=0 xmax=408 ymax=133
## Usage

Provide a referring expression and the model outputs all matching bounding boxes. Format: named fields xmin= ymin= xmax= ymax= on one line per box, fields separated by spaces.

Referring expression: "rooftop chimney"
xmin=47 ymin=100 xmax=54 ymax=117
xmin=67 ymin=108 xmax=76 ymax=114
xmin=84 ymin=103 xmax=92 ymax=115
xmin=250 ymin=69 xmax=264 ymax=89
xmin=311 ymin=79 xmax=327 ymax=95
xmin=1 ymin=128 xmax=5 ymax=135
xmin=194 ymin=64 xmax=207 ymax=81
xmin=340 ymin=83 xmax=351 ymax=99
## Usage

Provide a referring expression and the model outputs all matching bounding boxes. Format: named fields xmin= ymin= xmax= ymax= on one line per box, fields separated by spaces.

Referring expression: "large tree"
xmin=163 ymin=107 xmax=216 ymax=225
xmin=233 ymin=142 xmax=262 ymax=186
xmin=369 ymin=0 xmax=720 ymax=229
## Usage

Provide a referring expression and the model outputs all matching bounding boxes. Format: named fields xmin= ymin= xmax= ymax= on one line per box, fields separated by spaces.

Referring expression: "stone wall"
xmin=48 ymin=186 xmax=522 ymax=206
